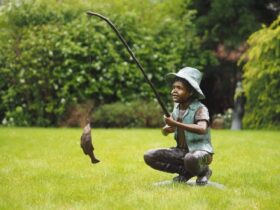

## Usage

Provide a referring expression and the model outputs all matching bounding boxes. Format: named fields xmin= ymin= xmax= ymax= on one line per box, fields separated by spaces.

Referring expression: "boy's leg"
xmin=144 ymin=148 xmax=192 ymax=180
xmin=183 ymin=150 xmax=213 ymax=185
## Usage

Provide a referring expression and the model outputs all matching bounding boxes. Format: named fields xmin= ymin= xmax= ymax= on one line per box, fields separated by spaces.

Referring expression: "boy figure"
xmin=144 ymin=67 xmax=214 ymax=185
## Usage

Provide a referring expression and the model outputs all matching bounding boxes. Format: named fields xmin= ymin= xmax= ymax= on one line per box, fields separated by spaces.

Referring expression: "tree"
xmin=185 ymin=0 xmax=279 ymax=120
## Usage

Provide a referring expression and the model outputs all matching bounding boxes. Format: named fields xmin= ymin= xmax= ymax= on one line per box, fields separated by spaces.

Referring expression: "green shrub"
xmin=92 ymin=100 xmax=164 ymax=128
xmin=240 ymin=16 xmax=280 ymax=129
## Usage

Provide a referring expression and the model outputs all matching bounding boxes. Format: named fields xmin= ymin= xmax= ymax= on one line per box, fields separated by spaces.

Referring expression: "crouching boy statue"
xmin=144 ymin=67 xmax=214 ymax=185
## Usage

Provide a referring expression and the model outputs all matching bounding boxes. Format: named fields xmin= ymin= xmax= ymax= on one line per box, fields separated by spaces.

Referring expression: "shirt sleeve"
xmin=194 ymin=106 xmax=210 ymax=124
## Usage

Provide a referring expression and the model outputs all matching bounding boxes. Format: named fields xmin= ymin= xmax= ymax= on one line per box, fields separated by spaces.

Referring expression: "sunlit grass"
xmin=0 ymin=128 xmax=279 ymax=210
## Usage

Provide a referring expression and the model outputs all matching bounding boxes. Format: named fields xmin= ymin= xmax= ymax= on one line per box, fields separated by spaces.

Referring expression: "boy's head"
xmin=170 ymin=77 xmax=196 ymax=103
xmin=166 ymin=67 xmax=205 ymax=100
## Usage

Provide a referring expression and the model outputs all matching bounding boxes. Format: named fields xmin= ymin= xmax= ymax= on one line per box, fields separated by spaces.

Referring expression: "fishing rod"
xmin=86 ymin=11 xmax=170 ymax=117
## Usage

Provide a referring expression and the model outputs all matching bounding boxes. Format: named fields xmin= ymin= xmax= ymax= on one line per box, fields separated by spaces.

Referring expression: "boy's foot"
xmin=196 ymin=168 xmax=212 ymax=185
xmin=173 ymin=174 xmax=192 ymax=183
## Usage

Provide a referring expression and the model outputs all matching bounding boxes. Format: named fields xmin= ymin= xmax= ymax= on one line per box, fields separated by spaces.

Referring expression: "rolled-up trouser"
xmin=144 ymin=147 xmax=212 ymax=176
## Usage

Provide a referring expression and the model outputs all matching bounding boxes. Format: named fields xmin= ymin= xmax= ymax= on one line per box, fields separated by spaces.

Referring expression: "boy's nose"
xmin=171 ymin=89 xmax=176 ymax=94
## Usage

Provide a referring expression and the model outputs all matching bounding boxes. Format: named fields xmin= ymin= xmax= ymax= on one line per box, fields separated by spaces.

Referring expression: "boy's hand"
xmin=164 ymin=115 xmax=178 ymax=127
xmin=161 ymin=125 xmax=175 ymax=136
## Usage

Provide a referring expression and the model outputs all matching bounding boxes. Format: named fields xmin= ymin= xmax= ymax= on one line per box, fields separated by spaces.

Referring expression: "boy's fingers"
xmin=164 ymin=114 xmax=172 ymax=119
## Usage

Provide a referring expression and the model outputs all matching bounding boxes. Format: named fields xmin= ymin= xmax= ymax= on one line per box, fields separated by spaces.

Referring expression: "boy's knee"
xmin=184 ymin=151 xmax=208 ymax=175
xmin=184 ymin=153 xmax=199 ymax=167
xmin=143 ymin=149 xmax=156 ymax=165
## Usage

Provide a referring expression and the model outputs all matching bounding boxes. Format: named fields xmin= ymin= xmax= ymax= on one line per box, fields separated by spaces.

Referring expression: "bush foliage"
xmin=240 ymin=16 xmax=280 ymax=129
xmin=92 ymin=100 xmax=164 ymax=128
xmin=0 ymin=0 xmax=215 ymax=126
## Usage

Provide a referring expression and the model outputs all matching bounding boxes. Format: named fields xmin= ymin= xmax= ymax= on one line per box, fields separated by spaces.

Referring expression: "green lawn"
xmin=0 ymin=128 xmax=279 ymax=210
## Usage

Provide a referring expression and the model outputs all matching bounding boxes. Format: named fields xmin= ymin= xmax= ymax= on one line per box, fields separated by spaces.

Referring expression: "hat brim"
xmin=166 ymin=73 xmax=205 ymax=99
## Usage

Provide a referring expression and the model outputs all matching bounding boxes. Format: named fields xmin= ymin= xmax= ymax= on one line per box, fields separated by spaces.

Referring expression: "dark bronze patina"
xmin=80 ymin=123 xmax=100 ymax=164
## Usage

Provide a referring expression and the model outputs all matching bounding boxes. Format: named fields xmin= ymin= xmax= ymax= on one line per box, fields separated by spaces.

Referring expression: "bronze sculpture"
xmin=84 ymin=13 xmax=214 ymax=186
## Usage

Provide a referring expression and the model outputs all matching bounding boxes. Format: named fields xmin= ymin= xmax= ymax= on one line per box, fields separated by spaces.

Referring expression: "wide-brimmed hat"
xmin=166 ymin=67 xmax=205 ymax=99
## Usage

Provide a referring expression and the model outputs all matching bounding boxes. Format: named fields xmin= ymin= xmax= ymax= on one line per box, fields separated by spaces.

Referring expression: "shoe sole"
xmin=196 ymin=169 xmax=212 ymax=185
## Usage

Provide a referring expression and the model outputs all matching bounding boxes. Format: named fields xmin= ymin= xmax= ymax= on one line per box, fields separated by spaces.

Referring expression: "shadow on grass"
xmin=153 ymin=179 xmax=225 ymax=190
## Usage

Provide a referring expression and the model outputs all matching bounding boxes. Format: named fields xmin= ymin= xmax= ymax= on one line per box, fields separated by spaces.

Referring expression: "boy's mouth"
xmin=172 ymin=95 xmax=179 ymax=100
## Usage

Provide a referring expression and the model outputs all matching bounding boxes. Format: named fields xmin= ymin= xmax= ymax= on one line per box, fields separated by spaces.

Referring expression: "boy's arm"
xmin=164 ymin=116 xmax=208 ymax=134
xmin=162 ymin=105 xmax=177 ymax=136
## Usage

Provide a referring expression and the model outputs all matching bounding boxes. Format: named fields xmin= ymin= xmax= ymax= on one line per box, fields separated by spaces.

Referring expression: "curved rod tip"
xmin=86 ymin=11 xmax=103 ymax=18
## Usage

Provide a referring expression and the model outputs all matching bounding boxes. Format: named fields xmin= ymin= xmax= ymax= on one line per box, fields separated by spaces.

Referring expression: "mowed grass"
xmin=0 ymin=128 xmax=279 ymax=210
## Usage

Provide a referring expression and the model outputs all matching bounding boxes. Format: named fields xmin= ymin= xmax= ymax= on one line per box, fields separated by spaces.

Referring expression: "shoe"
xmin=173 ymin=174 xmax=192 ymax=183
xmin=196 ymin=168 xmax=212 ymax=185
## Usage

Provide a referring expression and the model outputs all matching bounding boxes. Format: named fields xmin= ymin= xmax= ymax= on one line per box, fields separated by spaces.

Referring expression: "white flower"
xmin=2 ymin=118 xmax=7 ymax=125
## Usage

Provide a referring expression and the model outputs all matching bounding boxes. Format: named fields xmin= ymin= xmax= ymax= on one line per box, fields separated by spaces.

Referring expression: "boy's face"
xmin=171 ymin=80 xmax=192 ymax=103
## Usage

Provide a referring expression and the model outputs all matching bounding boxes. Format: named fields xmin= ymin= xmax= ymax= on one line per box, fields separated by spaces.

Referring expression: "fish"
xmin=80 ymin=123 xmax=100 ymax=164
